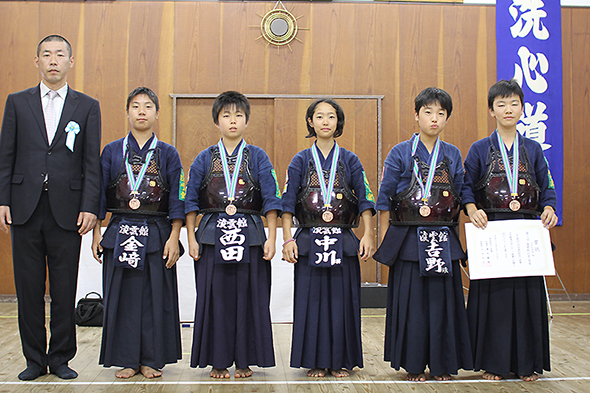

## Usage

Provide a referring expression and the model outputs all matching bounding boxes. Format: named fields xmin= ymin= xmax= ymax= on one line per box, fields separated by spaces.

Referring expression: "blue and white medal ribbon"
xmin=218 ymin=139 xmax=246 ymax=215
xmin=411 ymin=133 xmax=441 ymax=217
xmin=123 ymin=133 xmax=159 ymax=210
xmin=496 ymin=131 xmax=521 ymax=211
xmin=311 ymin=142 xmax=340 ymax=222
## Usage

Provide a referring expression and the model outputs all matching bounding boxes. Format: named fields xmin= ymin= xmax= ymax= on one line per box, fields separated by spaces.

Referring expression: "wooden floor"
xmin=1 ymin=302 xmax=589 ymax=392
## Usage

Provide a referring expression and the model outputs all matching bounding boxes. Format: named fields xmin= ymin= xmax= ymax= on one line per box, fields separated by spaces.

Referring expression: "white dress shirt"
xmin=40 ymin=81 xmax=68 ymax=145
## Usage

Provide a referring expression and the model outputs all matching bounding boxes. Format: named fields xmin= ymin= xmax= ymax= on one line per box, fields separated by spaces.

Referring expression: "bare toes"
xmin=210 ymin=368 xmax=230 ymax=379
xmin=482 ymin=371 xmax=502 ymax=380
xmin=235 ymin=367 xmax=253 ymax=378
xmin=519 ymin=373 xmax=539 ymax=382
xmin=115 ymin=368 xmax=139 ymax=378
xmin=407 ymin=372 xmax=426 ymax=381
xmin=307 ymin=368 xmax=327 ymax=377
xmin=330 ymin=369 xmax=349 ymax=377
xmin=140 ymin=366 xmax=162 ymax=379
xmin=434 ymin=373 xmax=452 ymax=381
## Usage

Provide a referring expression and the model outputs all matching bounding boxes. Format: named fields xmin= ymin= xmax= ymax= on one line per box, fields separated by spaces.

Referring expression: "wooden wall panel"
xmin=273 ymin=99 xmax=308 ymax=188
xmin=440 ymin=6 xmax=487 ymax=152
xmin=348 ymin=99 xmax=379 ymax=282
xmin=174 ymin=2 xmax=221 ymax=94
xmin=551 ymin=8 xmax=590 ymax=294
xmin=571 ymin=9 xmax=590 ymax=294
xmin=548 ymin=8 xmax=572 ymax=294
xmin=0 ymin=3 xmax=40 ymax=96
xmin=84 ymin=2 xmax=132 ymax=147
xmin=0 ymin=2 xmax=588 ymax=293
xmin=267 ymin=4 xmax=311 ymax=94
xmin=0 ymin=2 xmax=42 ymax=295
xmin=127 ymin=2 xmax=167 ymax=139
xmin=373 ymin=4 xmax=400 ymax=159
xmin=176 ymin=98 xmax=216 ymax=170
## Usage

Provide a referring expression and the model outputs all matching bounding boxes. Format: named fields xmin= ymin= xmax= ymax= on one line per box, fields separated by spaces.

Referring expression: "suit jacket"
xmin=0 ymin=84 xmax=101 ymax=231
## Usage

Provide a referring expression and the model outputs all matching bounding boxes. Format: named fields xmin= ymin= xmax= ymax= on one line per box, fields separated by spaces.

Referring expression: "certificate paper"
xmin=465 ymin=219 xmax=555 ymax=280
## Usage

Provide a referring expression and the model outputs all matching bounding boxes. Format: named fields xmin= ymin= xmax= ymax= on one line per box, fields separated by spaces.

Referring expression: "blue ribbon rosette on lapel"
xmin=65 ymin=121 xmax=80 ymax=152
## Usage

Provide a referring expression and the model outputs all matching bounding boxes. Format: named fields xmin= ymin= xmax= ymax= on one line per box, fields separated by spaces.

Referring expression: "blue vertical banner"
xmin=496 ymin=0 xmax=563 ymax=225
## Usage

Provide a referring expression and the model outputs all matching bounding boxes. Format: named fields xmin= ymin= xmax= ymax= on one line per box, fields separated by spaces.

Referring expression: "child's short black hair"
xmin=127 ymin=87 xmax=159 ymax=112
xmin=305 ymin=98 xmax=345 ymax=139
xmin=488 ymin=79 xmax=524 ymax=109
xmin=212 ymin=91 xmax=250 ymax=125
xmin=414 ymin=87 xmax=453 ymax=118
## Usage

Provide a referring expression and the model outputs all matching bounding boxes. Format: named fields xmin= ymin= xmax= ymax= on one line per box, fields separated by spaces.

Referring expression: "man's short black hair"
xmin=488 ymin=79 xmax=524 ymax=109
xmin=414 ymin=87 xmax=453 ymax=118
xmin=127 ymin=87 xmax=159 ymax=112
xmin=305 ymin=98 xmax=345 ymax=139
xmin=212 ymin=91 xmax=250 ymax=125
xmin=37 ymin=35 xmax=72 ymax=58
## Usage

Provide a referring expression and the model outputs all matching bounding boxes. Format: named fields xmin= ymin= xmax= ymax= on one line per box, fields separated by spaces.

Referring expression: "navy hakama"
xmin=98 ymin=134 xmax=184 ymax=370
xmin=290 ymin=235 xmax=363 ymax=370
xmin=377 ymin=229 xmax=473 ymax=375
xmin=384 ymin=258 xmax=472 ymax=375
xmin=191 ymin=244 xmax=274 ymax=369
xmin=283 ymin=145 xmax=375 ymax=371
xmin=100 ymin=221 xmax=182 ymax=369
xmin=185 ymin=142 xmax=282 ymax=370
xmin=375 ymin=137 xmax=473 ymax=376
xmin=463 ymin=131 xmax=556 ymax=377
xmin=467 ymin=275 xmax=550 ymax=376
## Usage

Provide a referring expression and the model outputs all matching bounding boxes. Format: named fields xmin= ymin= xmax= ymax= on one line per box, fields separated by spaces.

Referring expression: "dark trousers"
xmin=11 ymin=192 xmax=82 ymax=371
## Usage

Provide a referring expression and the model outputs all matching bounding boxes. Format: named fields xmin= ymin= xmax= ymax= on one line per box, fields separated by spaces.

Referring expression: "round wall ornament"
xmin=255 ymin=1 xmax=307 ymax=52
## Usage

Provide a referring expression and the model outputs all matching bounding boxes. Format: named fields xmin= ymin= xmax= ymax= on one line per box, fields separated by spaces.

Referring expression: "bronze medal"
xmin=322 ymin=210 xmax=334 ymax=222
xmin=225 ymin=203 xmax=237 ymax=216
xmin=129 ymin=197 xmax=141 ymax=210
xmin=509 ymin=199 xmax=521 ymax=211
xmin=419 ymin=205 xmax=431 ymax=217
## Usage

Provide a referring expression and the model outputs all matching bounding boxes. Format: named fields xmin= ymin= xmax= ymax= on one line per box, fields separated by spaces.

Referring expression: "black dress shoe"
xmin=18 ymin=365 xmax=46 ymax=380
xmin=51 ymin=364 xmax=78 ymax=380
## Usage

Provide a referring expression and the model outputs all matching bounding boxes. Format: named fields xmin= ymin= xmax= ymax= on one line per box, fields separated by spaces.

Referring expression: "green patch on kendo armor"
xmin=271 ymin=169 xmax=282 ymax=198
xmin=362 ymin=171 xmax=375 ymax=203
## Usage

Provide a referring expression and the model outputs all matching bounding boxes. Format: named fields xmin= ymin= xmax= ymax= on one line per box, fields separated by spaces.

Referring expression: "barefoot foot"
xmin=307 ymin=368 xmax=327 ymax=377
xmin=433 ymin=373 xmax=452 ymax=381
xmin=115 ymin=368 xmax=139 ymax=378
xmin=407 ymin=372 xmax=426 ymax=381
xmin=140 ymin=365 xmax=162 ymax=378
xmin=330 ymin=369 xmax=350 ymax=377
xmin=482 ymin=371 xmax=502 ymax=380
xmin=210 ymin=368 xmax=230 ymax=379
xmin=519 ymin=373 xmax=539 ymax=382
xmin=235 ymin=367 xmax=253 ymax=378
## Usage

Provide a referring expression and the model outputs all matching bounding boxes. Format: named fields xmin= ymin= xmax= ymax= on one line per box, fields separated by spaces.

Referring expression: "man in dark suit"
xmin=0 ymin=35 xmax=101 ymax=381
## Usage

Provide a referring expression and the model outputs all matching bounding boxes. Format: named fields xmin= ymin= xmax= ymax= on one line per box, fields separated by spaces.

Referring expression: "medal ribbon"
xmin=496 ymin=131 xmax=519 ymax=197
xmin=311 ymin=142 xmax=340 ymax=208
xmin=218 ymin=139 xmax=246 ymax=202
xmin=410 ymin=134 xmax=441 ymax=203
xmin=123 ymin=133 xmax=159 ymax=196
